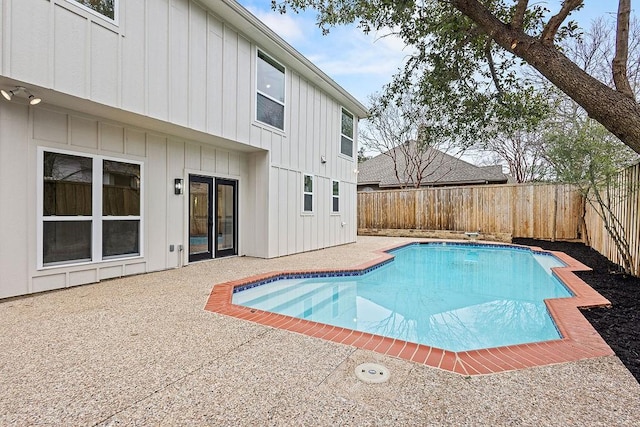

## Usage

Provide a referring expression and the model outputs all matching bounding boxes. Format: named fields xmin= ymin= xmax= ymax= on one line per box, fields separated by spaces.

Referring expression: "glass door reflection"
xmin=189 ymin=176 xmax=213 ymax=262
xmin=215 ymin=179 xmax=237 ymax=257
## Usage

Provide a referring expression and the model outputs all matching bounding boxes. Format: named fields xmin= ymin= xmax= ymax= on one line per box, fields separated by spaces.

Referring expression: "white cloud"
xmin=247 ymin=6 xmax=306 ymax=43
xmin=307 ymin=27 xmax=411 ymax=77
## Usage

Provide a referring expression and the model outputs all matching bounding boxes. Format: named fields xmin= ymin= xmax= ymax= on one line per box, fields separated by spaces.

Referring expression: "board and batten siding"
xmin=0 ymin=102 xmax=264 ymax=299
xmin=3 ymin=0 xmax=252 ymax=141
xmin=259 ymin=74 xmax=359 ymax=257
xmin=0 ymin=0 xmax=362 ymax=297
xmin=1 ymin=0 xmax=360 ymax=163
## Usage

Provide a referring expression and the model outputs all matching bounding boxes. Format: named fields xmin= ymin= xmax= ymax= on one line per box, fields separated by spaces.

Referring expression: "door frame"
xmin=188 ymin=175 xmax=214 ymax=262
xmin=215 ymin=178 xmax=238 ymax=258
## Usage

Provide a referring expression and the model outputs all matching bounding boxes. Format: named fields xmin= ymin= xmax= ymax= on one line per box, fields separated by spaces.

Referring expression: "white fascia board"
xmin=201 ymin=0 xmax=369 ymax=119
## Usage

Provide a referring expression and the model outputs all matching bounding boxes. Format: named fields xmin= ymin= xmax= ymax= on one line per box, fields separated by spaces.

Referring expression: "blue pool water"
xmin=232 ymin=243 xmax=573 ymax=351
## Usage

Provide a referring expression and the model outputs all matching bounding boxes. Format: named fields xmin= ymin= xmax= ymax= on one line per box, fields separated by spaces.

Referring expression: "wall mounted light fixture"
xmin=1 ymin=86 xmax=42 ymax=105
xmin=320 ymin=155 xmax=327 ymax=164
xmin=174 ymin=178 xmax=184 ymax=195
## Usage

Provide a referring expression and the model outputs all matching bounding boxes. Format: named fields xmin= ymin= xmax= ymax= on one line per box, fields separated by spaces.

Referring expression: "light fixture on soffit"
xmin=1 ymin=86 xmax=42 ymax=105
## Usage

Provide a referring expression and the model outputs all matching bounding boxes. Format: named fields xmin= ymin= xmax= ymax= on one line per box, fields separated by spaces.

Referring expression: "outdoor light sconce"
xmin=1 ymin=86 xmax=42 ymax=105
xmin=320 ymin=155 xmax=327 ymax=164
xmin=174 ymin=178 xmax=184 ymax=195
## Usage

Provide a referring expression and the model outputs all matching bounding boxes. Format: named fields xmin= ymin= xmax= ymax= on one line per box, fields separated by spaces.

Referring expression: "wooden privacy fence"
xmin=44 ymin=181 xmax=140 ymax=216
xmin=357 ymin=183 xmax=583 ymax=240
xmin=584 ymin=163 xmax=640 ymax=276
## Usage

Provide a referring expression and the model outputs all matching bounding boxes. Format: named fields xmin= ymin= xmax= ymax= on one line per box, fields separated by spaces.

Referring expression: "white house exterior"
xmin=0 ymin=0 xmax=367 ymax=299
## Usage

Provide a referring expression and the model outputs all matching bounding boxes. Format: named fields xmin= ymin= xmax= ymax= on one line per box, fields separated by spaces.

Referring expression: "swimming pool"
xmin=232 ymin=243 xmax=572 ymax=352
xmin=205 ymin=240 xmax=612 ymax=374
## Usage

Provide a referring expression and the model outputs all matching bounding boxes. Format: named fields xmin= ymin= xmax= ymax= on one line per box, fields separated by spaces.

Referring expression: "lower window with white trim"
xmin=331 ymin=180 xmax=340 ymax=213
xmin=39 ymin=149 xmax=142 ymax=267
xmin=303 ymin=174 xmax=313 ymax=213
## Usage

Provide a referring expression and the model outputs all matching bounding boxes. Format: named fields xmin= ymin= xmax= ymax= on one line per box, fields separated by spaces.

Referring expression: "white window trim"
xmin=255 ymin=49 xmax=286 ymax=132
xmin=64 ymin=0 xmax=119 ymax=26
xmin=331 ymin=180 xmax=340 ymax=214
xmin=37 ymin=147 xmax=144 ymax=269
xmin=302 ymin=173 xmax=314 ymax=214
xmin=339 ymin=107 xmax=355 ymax=159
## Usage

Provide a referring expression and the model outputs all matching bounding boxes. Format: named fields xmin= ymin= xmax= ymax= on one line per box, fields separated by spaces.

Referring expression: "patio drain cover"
xmin=355 ymin=363 xmax=390 ymax=383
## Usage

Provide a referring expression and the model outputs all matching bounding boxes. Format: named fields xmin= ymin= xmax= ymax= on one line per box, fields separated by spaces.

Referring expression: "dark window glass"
xmin=332 ymin=197 xmax=339 ymax=213
xmin=303 ymin=175 xmax=313 ymax=212
xmin=340 ymin=136 xmax=353 ymax=157
xmin=103 ymin=160 xmax=140 ymax=216
xmin=341 ymin=109 xmax=354 ymax=157
xmin=72 ymin=0 xmax=115 ymax=20
xmin=341 ymin=109 xmax=354 ymax=137
xmin=43 ymin=152 xmax=92 ymax=216
xmin=43 ymin=221 xmax=92 ymax=264
xmin=304 ymin=175 xmax=313 ymax=193
xmin=304 ymin=194 xmax=313 ymax=212
xmin=103 ymin=220 xmax=139 ymax=257
xmin=332 ymin=181 xmax=339 ymax=212
xmin=257 ymin=93 xmax=284 ymax=130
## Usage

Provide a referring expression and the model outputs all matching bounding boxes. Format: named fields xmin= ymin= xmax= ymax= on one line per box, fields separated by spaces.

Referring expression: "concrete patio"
xmin=1 ymin=236 xmax=639 ymax=426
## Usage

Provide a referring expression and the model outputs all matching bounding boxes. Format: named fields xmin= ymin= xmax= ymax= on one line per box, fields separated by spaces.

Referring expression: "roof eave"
xmin=204 ymin=0 xmax=369 ymax=119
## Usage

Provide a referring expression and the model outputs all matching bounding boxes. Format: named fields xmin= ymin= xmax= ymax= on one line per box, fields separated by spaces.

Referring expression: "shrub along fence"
xmin=357 ymin=176 xmax=640 ymax=276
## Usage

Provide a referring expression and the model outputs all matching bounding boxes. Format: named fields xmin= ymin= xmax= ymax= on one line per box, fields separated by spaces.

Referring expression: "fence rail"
xmin=358 ymin=183 xmax=583 ymax=240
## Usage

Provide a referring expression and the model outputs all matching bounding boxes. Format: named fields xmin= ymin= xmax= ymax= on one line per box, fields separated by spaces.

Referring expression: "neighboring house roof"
xmin=358 ymin=142 xmax=509 ymax=188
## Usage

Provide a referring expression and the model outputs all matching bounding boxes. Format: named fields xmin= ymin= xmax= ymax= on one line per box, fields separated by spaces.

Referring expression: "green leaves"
xmin=545 ymin=119 xmax=638 ymax=188
xmin=275 ymin=0 xmax=552 ymax=145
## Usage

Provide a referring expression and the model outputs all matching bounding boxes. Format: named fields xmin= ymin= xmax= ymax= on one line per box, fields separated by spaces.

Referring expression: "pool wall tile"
xmin=204 ymin=239 xmax=615 ymax=375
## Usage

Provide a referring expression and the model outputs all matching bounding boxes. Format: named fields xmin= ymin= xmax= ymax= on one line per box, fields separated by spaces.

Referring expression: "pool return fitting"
xmin=355 ymin=363 xmax=390 ymax=384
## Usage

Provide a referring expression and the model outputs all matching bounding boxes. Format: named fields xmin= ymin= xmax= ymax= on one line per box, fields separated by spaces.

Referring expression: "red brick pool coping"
xmin=204 ymin=241 xmax=614 ymax=375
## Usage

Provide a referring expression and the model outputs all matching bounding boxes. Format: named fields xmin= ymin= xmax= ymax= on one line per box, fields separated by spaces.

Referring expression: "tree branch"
xmin=484 ymin=39 xmax=504 ymax=95
xmin=612 ymin=0 xmax=635 ymax=99
xmin=511 ymin=0 xmax=529 ymax=31
xmin=541 ymin=0 xmax=583 ymax=45
xmin=449 ymin=0 xmax=640 ymax=154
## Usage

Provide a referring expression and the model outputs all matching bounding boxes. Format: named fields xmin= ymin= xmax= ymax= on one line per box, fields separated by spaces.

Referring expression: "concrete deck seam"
xmin=316 ymin=347 xmax=359 ymax=387
xmin=92 ymin=327 xmax=273 ymax=426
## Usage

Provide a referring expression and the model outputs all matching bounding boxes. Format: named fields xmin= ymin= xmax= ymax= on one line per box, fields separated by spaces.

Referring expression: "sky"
xmin=239 ymin=1 xmax=630 ymax=107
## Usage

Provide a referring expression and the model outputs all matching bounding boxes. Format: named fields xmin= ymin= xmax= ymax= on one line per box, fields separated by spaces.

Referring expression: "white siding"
xmin=255 ymin=72 xmax=358 ymax=257
xmin=2 ymin=0 xmax=361 ymax=150
xmin=121 ymin=0 xmax=145 ymax=113
xmin=0 ymin=102 xmax=31 ymax=298
xmin=146 ymin=134 xmax=169 ymax=272
xmin=0 ymin=0 xmax=361 ymax=297
xmin=0 ymin=103 xmax=259 ymax=299
xmin=147 ymin=0 xmax=170 ymax=120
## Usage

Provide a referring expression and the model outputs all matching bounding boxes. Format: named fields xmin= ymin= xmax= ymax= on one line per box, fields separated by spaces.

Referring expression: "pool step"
xmin=234 ymin=278 xmax=355 ymax=320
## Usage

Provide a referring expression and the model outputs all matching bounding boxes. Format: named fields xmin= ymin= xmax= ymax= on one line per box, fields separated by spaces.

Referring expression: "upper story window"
xmin=340 ymin=108 xmax=354 ymax=157
xmin=257 ymin=51 xmax=285 ymax=131
xmin=66 ymin=0 xmax=117 ymax=23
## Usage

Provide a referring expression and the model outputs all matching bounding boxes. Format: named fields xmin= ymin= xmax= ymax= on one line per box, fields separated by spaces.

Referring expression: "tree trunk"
xmin=451 ymin=0 xmax=640 ymax=155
